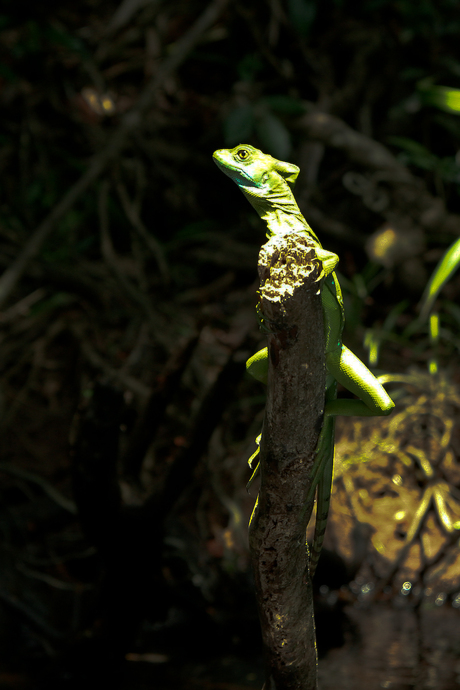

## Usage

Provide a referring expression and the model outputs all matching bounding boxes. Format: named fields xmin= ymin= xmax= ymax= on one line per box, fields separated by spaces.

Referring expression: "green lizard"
xmin=213 ymin=144 xmax=394 ymax=577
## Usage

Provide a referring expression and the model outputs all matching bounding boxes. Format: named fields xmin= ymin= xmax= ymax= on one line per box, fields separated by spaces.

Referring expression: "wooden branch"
xmin=295 ymin=111 xmax=411 ymax=178
xmin=0 ymin=0 xmax=230 ymax=309
xmin=0 ymin=462 xmax=77 ymax=514
xmin=249 ymin=231 xmax=326 ymax=690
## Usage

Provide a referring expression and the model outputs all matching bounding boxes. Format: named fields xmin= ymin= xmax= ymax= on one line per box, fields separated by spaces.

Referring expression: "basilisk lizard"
xmin=213 ymin=144 xmax=394 ymax=576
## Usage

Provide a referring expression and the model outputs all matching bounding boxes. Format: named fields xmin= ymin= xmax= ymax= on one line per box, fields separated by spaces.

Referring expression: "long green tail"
xmin=305 ymin=414 xmax=335 ymax=577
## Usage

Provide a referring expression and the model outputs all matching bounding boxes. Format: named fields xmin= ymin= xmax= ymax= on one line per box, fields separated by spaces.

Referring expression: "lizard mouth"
xmin=212 ymin=150 xmax=258 ymax=188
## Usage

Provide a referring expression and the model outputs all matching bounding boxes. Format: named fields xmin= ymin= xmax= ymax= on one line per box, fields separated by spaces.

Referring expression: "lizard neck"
xmin=241 ymin=187 xmax=321 ymax=244
xmin=262 ymin=207 xmax=313 ymax=239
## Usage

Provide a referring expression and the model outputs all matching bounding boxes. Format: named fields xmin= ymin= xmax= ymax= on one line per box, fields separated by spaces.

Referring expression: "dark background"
xmin=1 ymin=0 xmax=460 ymax=687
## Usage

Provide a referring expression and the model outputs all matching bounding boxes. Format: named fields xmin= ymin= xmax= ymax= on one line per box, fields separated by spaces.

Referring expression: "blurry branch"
xmin=70 ymin=321 xmax=151 ymax=397
xmin=70 ymin=342 xmax=248 ymax=663
xmin=0 ymin=462 xmax=77 ymax=514
xmin=0 ymin=0 xmax=230 ymax=310
xmin=0 ymin=288 xmax=46 ymax=324
xmin=16 ymin=562 xmax=93 ymax=591
xmin=104 ymin=0 xmax=159 ymax=36
xmin=237 ymin=3 xmax=294 ymax=80
xmin=296 ymin=110 xmax=460 ymax=236
xmin=301 ymin=205 xmax=366 ymax=247
xmin=327 ymin=34 xmax=382 ymax=117
xmin=297 ymin=141 xmax=325 ymax=192
xmin=121 ymin=332 xmax=199 ymax=479
xmin=296 ymin=111 xmax=411 ymax=179
xmin=72 ymin=383 xmax=124 ymax=550
xmin=115 ymin=179 xmax=169 ymax=283
xmin=0 ymin=134 xmax=124 ymax=311
xmin=0 ymin=586 xmax=66 ymax=642
xmin=141 ymin=312 xmax=255 ymax=515
xmin=176 ymin=271 xmax=235 ymax=304
xmin=0 ymin=252 xmax=107 ymax=308
xmin=0 ymin=318 xmax=70 ymax=429
xmin=156 ymin=348 xmax=247 ymax=516
xmin=98 ymin=180 xmax=160 ymax=328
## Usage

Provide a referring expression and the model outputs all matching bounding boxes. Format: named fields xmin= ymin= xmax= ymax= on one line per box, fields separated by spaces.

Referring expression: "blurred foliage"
xmin=418 ymin=80 xmax=460 ymax=115
xmin=224 ymin=96 xmax=305 ymax=159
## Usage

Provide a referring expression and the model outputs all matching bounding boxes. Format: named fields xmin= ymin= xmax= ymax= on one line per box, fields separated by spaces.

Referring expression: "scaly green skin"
xmin=213 ymin=144 xmax=394 ymax=577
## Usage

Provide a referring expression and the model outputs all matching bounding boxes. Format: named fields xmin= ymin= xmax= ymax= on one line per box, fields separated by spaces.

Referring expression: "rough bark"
xmin=248 ymin=230 xmax=326 ymax=690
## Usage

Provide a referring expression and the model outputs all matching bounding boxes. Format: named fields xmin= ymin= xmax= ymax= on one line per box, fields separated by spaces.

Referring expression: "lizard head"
xmin=212 ymin=145 xmax=301 ymax=219
xmin=212 ymin=144 xmax=320 ymax=236
xmin=212 ymin=144 xmax=299 ymax=192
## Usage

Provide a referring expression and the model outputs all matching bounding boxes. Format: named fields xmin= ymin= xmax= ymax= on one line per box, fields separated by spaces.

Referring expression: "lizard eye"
xmin=236 ymin=148 xmax=249 ymax=160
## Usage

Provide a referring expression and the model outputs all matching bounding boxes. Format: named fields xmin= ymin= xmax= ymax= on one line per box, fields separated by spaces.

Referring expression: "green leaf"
xmin=223 ymin=105 xmax=254 ymax=146
xmin=387 ymin=135 xmax=438 ymax=171
xmin=262 ymin=95 xmax=306 ymax=115
xmin=444 ymin=300 xmax=460 ymax=327
xmin=45 ymin=25 xmax=90 ymax=58
xmin=432 ymin=113 xmax=460 ymax=138
xmin=11 ymin=21 xmax=42 ymax=57
xmin=0 ymin=62 xmax=18 ymax=82
xmin=30 ymin=292 xmax=74 ymax=316
xmin=363 ymin=0 xmax=392 ymax=10
xmin=287 ymin=0 xmax=316 ymax=36
xmin=383 ymin=299 xmax=410 ymax=331
xmin=364 ymin=329 xmax=381 ymax=366
xmin=417 ymin=80 xmax=460 ymax=115
xmin=439 ymin=56 xmax=460 ymax=79
xmin=436 ymin=157 xmax=460 ymax=183
xmin=387 ymin=136 xmax=433 ymax=157
xmin=400 ymin=67 xmax=427 ymax=80
xmin=254 ymin=112 xmax=291 ymax=160
xmin=171 ymin=220 xmax=216 ymax=243
xmin=419 ymin=236 xmax=460 ymax=320
xmin=237 ymin=53 xmax=263 ymax=82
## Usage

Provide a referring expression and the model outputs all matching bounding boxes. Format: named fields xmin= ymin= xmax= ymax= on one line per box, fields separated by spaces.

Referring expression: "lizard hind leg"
xmin=308 ymin=416 xmax=335 ymax=578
